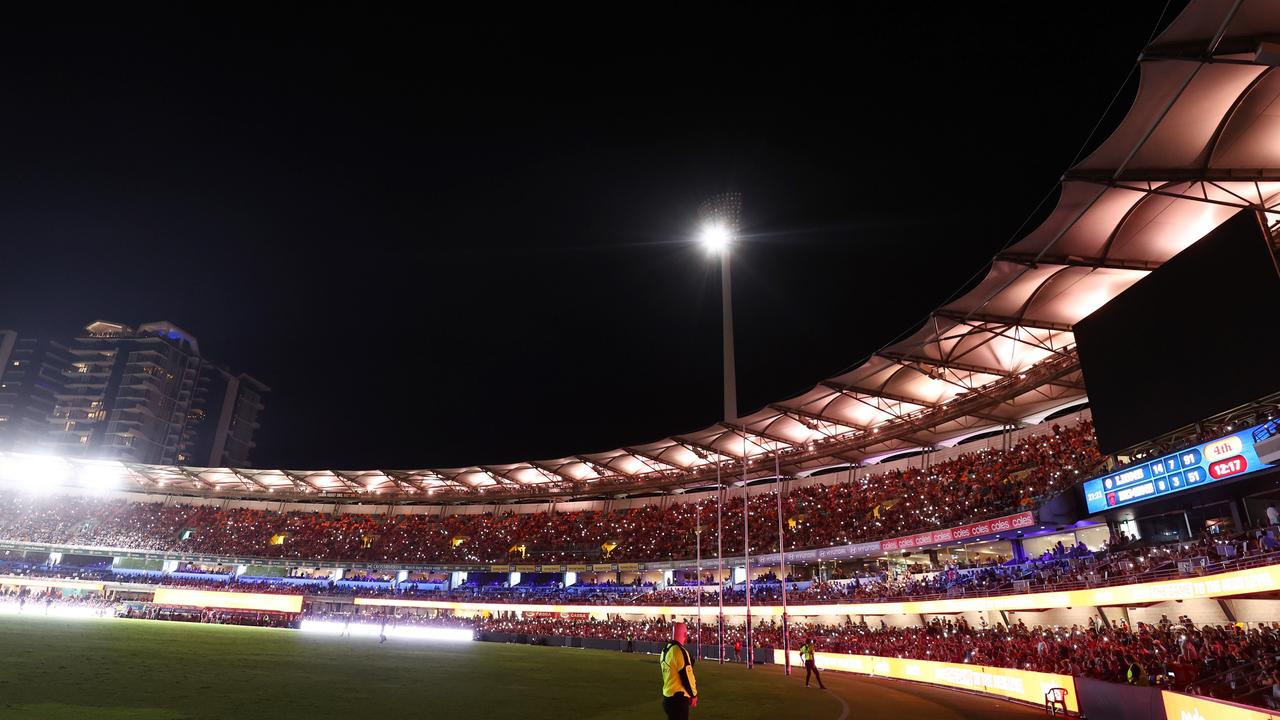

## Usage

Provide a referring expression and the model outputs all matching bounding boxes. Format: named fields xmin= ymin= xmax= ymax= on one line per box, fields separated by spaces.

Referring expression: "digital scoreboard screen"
xmin=1082 ymin=422 xmax=1277 ymax=515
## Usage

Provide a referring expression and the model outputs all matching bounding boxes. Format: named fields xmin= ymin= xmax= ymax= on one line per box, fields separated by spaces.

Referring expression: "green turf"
xmin=0 ymin=616 xmax=842 ymax=720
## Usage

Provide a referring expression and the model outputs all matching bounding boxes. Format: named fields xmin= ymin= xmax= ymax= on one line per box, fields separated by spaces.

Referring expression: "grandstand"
xmin=3 ymin=2 xmax=1280 ymax=720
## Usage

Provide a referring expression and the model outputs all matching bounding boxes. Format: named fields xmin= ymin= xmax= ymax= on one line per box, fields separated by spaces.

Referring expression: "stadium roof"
xmin=4 ymin=0 xmax=1280 ymax=503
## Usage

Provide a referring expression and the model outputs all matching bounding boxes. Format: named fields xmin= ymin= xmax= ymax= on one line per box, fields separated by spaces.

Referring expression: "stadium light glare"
xmin=299 ymin=620 xmax=473 ymax=642
xmin=699 ymin=222 xmax=732 ymax=254
xmin=78 ymin=461 xmax=122 ymax=493
xmin=0 ymin=454 xmax=71 ymax=490
xmin=0 ymin=603 xmax=112 ymax=620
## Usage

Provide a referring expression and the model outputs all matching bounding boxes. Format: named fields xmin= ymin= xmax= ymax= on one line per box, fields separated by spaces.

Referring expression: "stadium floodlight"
xmin=299 ymin=620 xmax=473 ymax=642
xmin=0 ymin=603 xmax=112 ymax=620
xmin=696 ymin=192 xmax=745 ymax=665
xmin=699 ymin=222 xmax=732 ymax=254
xmin=696 ymin=192 xmax=743 ymax=426
xmin=79 ymin=461 xmax=124 ymax=494
xmin=0 ymin=454 xmax=71 ymax=490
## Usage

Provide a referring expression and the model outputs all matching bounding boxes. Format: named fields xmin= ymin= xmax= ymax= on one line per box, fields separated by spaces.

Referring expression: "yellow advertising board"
xmin=617 ymin=563 xmax=640 ymax=571
xmin=776 ymin=650 xmax=1078 ymax=713
xmin=490 ymin=565 xmax=511 ymax=573
xmin=1162 ymin=690 xmax=1278 ymax=720
xmin=515 ymin=565 xmax=538 ymax=573
xmin=564 ymin=564 xmax=588 ymax=572
xmin=152 ymin=588 xmax=303 ymax=613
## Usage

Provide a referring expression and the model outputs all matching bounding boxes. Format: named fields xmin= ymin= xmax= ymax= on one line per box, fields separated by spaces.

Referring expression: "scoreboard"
xmin=1083 ymin=422 xmax=1277 ymax=515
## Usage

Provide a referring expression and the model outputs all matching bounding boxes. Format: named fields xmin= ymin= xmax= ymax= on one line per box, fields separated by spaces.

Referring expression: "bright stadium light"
xmin=0 ymin=603 xmax=114 ymax=620
xmin=0 ymin=454 xmax=71 ymax=491
xmin=699 ymin=222 xmax=732 ymax=254
xmin=695 ymin=191 xmax=746 ymax=665
xmin=299 ymin=620 xmax=473 ymax=642
xmin=79 ymin=461 xmax=123 ymax=494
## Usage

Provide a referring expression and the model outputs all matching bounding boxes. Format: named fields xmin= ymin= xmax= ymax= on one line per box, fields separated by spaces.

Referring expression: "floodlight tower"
xmin=698 ymin=191 xmax=747 ymax=666
xmin=697 ymin=192 xmax=742 ymax=425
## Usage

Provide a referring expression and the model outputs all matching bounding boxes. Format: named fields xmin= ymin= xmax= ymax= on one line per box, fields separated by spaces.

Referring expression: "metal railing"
xmin=776 ymin=545 xmax=1280 ymax=607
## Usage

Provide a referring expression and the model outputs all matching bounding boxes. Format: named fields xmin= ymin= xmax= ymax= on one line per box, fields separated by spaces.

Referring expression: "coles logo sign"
xmin=879 ymin=511 xmax=1035 ymax=552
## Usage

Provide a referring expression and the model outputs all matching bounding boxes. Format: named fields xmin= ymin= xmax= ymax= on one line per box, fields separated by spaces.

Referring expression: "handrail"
xmin=1188 ymin=658 xmax=1261 ymax=697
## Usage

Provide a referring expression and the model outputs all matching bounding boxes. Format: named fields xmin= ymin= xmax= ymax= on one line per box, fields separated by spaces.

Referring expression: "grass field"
xmin=0 ymin=616 xmax=1041 ymax=719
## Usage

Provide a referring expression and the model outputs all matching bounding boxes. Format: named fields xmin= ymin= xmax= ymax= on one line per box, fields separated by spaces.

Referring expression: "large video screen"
xmin=1074 ymin=211 xmax=1280 ymax=454
xmin=1081 ymin=422 xmax=1277 ymax=515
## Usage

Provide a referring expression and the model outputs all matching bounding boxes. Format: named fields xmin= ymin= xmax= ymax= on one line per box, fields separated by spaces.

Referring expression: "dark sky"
xmin=0 ymin=5 xmax=1182 ymax=469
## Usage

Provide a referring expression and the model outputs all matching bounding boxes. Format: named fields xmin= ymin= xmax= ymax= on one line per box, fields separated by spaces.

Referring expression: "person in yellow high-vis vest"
xmin=800 ymin=639 xmax=825 ymax=689
xmin=660 ymin=622 xmax=698 ymax=719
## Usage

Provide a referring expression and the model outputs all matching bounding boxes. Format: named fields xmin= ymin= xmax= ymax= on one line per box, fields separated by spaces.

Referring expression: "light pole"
xmin=698 ymin=191 xmax=744 ymax=666
xmin=701 ymin=190 xmax=747 ymax=661
xmin=775 ymin=451 xmax=790 ymax=675
xmin=695 ymin=519 xmax=702 ymax=661
xmin=697 ymin=192 xmax=741 ymax=425
xmin=716 ymin=460 xmax=725 ymax=663
xmin=742 ymin=433 xmax=752 ymax=669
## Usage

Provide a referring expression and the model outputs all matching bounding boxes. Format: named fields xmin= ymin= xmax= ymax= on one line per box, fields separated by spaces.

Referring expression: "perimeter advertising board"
xmin=775 ymin=649 xmax=1078 ymax=712
xmin=1161 ymin=690 xmax=1278 ymax=720
xmin=879 ymin=511 xmax=1036 ymax=552
xmin=754 ymin=511 xmax=1035 ymax=565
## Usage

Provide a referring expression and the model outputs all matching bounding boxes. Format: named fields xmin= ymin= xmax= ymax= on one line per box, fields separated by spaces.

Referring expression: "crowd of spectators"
xmin=0 ymin=585 xmax=116 ymax=616
xmin=3 ymin=541 xmax=1280 ymax=708
xmin=775 ymin=615 xmax=1280 ymax=708
xmin=297 ymin=609 xmax=1280 ymax=708
xmin=118 ymin=603 xmax=299 ymax=628
xmin=4 ymin=574 xmax=1279 ymax=708
xmin=0 ymin=420 xmax=1101 ymax=565
xmin=5 ymin=523 xmax=1278 ymax=611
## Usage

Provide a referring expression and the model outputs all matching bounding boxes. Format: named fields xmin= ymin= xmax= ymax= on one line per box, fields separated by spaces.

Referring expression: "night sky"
xmin=0 ymin=5 xmax=1181 ymax=469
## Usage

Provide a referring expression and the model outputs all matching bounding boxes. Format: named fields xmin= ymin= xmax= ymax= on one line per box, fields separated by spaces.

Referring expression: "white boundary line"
xmin=824 ymin=688 xmax=849 ymax=720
